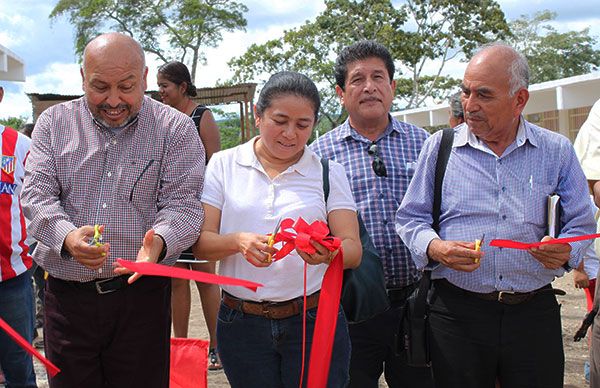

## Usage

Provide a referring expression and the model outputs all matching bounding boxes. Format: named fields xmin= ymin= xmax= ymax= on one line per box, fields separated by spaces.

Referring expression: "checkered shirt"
xmin=22 ymin=96 xmax=205 ymax=281
xmin=310 ymin=117 xmax=429 ymax=288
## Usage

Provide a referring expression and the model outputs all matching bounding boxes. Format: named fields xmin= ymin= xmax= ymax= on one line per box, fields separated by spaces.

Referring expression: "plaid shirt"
xmin=22 ymin=96 xmax=205 ymax=282
xmin=396 ymin=120 xmax=596 ymax=293
xmin=310 ymin=116 xmax=429 ymax=288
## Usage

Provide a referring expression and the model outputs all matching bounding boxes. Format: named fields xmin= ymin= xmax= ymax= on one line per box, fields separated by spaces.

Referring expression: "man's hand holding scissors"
xmin=63 ymin=224 xmax=110 ymax=270
xmin=427 ymin=233 xmax=484 ymax=272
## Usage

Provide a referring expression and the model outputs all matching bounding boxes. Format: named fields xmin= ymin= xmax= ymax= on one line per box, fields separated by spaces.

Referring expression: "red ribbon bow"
xmin=273 ymin=218 xmax=341 ymax=260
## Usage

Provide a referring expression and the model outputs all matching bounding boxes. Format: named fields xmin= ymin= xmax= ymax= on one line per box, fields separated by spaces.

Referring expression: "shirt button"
xmin=379 ymin=193 xmax=384 ymax=199
xmin=499 ymin=275 xmax=503 ymax=280
xmin=497 ymin=159 xmax=502 ymax=164
xmin=112 ymin=140 xmax=117 ymax=145
xmin=383 ymin=219 xmax=388 ymax=225
xmin=501 ymin=186 xmax=506 ymax=192
xmin=102 ymin=203 xmax=107 ymax=209
xmin=502 ymin=215 xmax=507 ymax=220
xmin=107 ymin=172 xmax=112 ymax=177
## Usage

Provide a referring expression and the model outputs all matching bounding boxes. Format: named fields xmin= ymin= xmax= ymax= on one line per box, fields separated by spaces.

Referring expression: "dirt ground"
xmin=31 ymin=273 xmax=591 ymax=388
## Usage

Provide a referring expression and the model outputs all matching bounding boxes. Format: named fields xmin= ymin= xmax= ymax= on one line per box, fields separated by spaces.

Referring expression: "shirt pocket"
xmin=523 ymin=182 xmax=555 ymax=227
xmin=117 ymin=158 xmax=159 ymax=215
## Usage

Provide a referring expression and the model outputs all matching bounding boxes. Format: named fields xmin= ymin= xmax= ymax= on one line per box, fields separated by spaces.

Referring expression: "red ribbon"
xmin=273 ymin=218 xmax=341 ymax=260
xmin=489 ymin=233 xmax=600 ymax=250
xmin=115 ymin=259 xmax=263 ymax=291
xmin=271 ymin=217 xmax=344 ymax=388
xmin=0 ymin=317 xmax=60 ymax=377
xmin=306 ymin=249 xmax=343 ymax=388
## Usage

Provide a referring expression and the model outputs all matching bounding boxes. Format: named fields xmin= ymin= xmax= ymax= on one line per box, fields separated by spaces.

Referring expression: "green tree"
xmin=50 ymin=0 xmax=248 ymax=80
xmin=212 ymin=108 xmax=241 ymax=150
xmin=507 ymin=10 xmax=600 ymax=84
xmin=0 ymin=117 xmax=26 ymax=130
xmin=229 ymin=0 xmax=509 ymax=129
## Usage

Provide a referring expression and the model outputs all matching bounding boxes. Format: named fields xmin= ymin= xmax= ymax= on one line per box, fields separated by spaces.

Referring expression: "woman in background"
xmin=157 ymin=60 xmax=222 ymax=370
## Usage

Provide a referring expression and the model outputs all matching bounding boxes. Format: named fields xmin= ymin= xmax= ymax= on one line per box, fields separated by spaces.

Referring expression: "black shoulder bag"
xmin=398 ymin=127 xmax=454 ymax=367
xmin=321 ymin=158 xmax=390 ymax=324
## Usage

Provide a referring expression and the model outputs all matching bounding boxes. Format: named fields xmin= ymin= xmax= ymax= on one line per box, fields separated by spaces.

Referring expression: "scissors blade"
xmin=480 ymin=233 xmax=485 ymax=246
xmin=270 ymin=216 xmax=283 ymax=243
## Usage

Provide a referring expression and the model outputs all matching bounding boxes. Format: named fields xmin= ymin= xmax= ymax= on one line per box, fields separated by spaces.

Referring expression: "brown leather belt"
xmin=436 ymin=279 xmax=566 ymax=305
xmin=222 ymin=291 xmax=320 ymax=320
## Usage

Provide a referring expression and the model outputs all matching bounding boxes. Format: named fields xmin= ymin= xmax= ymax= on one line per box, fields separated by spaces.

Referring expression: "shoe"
xmin=208 ymin=348 xmax=223 ymax=371
xmin=0 ymin=369 xmax=5 ymax=385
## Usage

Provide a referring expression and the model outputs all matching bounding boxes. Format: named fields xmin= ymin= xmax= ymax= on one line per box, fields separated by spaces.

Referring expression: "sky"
xmin=1 ymin=0 xmax=599 ymax=121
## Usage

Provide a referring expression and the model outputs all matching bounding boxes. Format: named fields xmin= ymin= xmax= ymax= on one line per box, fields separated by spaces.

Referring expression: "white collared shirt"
xmin=202 ymin=137 xmax=356 ymax=302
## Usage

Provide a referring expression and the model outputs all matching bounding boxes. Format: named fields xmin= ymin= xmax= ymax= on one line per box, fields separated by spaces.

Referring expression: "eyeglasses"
xmin=367 ymin=142 xmax=387 ymax=177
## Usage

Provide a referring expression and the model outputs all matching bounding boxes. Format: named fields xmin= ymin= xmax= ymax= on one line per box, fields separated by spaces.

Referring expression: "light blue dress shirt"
xmin=396 ymin=119 xmax=596 ymax=293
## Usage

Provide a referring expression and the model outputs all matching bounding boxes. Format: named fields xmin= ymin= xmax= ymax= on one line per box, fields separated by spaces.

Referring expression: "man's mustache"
xmin=97 ymin=103 xmax=129 ymax=110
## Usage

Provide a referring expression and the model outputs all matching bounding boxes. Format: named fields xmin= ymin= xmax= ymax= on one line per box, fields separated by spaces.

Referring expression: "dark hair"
xmin=157 ymin=61 xmax=197 ymax=97
xmin=255 ymin=71 xmax=321 ymax=123
xmin=335 ymin=40 xmax=395 ymax=90
xmin=449 ymin=91 xmax=464 ymax=119
xmin=20 ymin=123 xmax=35 ymax=138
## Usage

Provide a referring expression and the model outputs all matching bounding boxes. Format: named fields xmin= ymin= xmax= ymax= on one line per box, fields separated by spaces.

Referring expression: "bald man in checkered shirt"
xmin=21 ymin=33 xmax=205 ymax=388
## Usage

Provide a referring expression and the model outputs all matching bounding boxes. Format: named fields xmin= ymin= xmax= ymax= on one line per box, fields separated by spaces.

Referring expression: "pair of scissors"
xmin=474 ymin=233 xmax=485 ymax=264
xmin=266 ymin=217 xmax=282 ymax=263
xmin=89 ymin=224 xmax=105 ymax=272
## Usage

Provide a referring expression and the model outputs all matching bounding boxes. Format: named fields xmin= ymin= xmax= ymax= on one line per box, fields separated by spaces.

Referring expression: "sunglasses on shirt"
xmin=367 ymin=142 xmax=387 ymax=177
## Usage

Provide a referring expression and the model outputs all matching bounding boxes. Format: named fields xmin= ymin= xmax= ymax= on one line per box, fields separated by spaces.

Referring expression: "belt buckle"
xmin=262 ymin=302 xmax=276 ymax=319
xmin=95 ymin=278 xmax=117 ymax=295
xmin=497 ymin=291 xmax=515 ymax=304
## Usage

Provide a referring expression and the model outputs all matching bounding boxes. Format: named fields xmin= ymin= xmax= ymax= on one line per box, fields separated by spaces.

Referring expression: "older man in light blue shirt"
xmin=396 ymin=43 xmax=596 ymax=388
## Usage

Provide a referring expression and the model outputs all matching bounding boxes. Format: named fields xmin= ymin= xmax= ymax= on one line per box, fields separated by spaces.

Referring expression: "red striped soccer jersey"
xmin=0 ymin=125 xmax=32 ymax=281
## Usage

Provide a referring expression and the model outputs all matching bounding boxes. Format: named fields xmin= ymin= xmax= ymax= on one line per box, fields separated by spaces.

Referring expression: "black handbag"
xmin=321 ymin=158 xmax=390 ymax=324
xmin=398 ymin=127 xmax=454 ymax=367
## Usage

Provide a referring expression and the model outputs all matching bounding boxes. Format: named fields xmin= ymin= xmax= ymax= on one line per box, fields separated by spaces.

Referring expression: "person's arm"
xmin=328 ymin=209 xmax=361 ymax=269
xmin=594 ymin=180 xmax=600 ymax=208
xmin=21 ymin=112 xmax=77 ymax=254
xmin=396 ymin=131 xmax=482 ymax=272
xmin=199 ymin=110 xmax=221 ymax=161
xmin=528 ymin=140 xmax=596 ymax=270
xmin=151 ymin=115 xmax=206 ymax=261
xmin=573 ymin=260 xmax=590 ymax=289
xmin=192 ymin=204 xmax=276 ymax=267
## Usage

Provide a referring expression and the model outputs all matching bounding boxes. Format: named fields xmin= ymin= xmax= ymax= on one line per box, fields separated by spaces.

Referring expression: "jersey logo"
xmin=0 ymin=181 xmax=17 ymax=195
xmin=1 ymin=155 xmax=15 ymax=175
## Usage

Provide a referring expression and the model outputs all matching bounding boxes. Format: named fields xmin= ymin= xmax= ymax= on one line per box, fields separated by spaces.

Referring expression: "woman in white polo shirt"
xmin=193 ymin=71 xmax=361 ymax=387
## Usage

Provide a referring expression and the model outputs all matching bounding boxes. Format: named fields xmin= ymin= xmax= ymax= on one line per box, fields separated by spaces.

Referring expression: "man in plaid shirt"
xmin=310 ymin=41 xmax=433 ymax=388
xmin=22 ymin=33 xmax=205 ymax=387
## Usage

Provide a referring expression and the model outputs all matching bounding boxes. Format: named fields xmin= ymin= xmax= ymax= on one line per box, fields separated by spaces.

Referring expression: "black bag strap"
xmin=321 ymin=158 xmax=330 ymax=202
xmin=432 ymin=127 xmax=454 ymax=234
xmin=415 ymin=128 xmax=454 ymax=316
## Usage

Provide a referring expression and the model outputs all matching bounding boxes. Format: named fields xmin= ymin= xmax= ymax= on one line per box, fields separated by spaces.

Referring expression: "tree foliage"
xmin=507 ymin=10 xmax=600 ymax=84
xmin=50 ymin=0 xmax=248 ymax=80
xmin=229 ymin=0 xmax=509 ymax=129
xmin=0 ymin=117 xmax=26 ymax=131
xmin=211 ymin=108 xmax=242 ymax=150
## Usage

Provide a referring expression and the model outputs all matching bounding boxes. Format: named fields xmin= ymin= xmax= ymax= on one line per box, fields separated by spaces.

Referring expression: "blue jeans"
xmin=0 ymin=271 xmax=36 ymax=388
xmin=217 ymin=301 xmax=351 ymax=388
